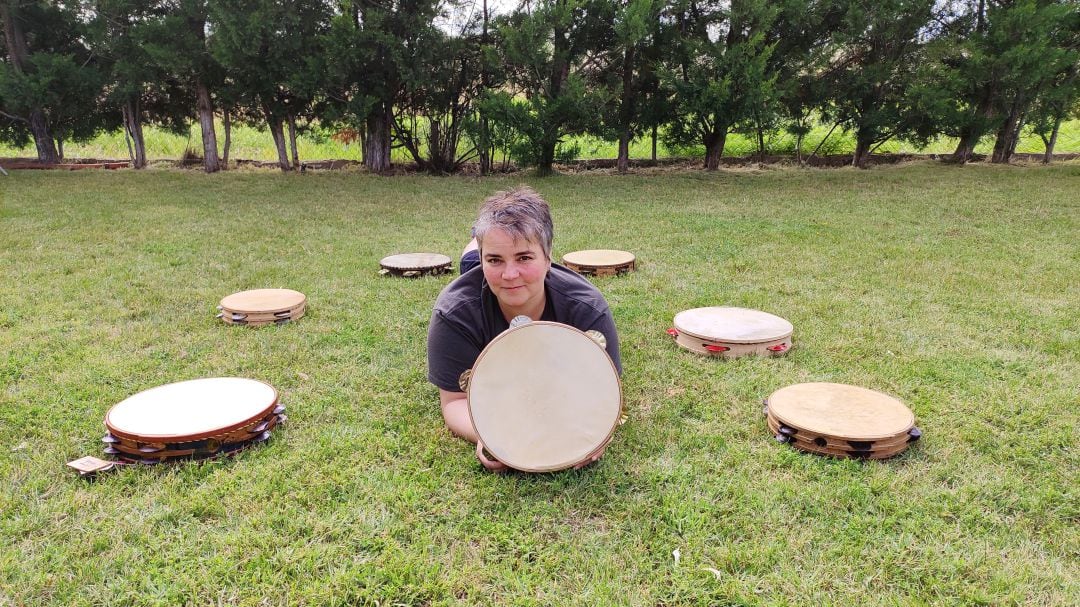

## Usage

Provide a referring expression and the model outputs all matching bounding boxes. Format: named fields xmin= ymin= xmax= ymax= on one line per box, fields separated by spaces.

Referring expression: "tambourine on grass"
xmin=763 ymin=382 xmax=922 ymax=460
xmin=217 ymin=288 xmax=306 ymax=326
xmin=379 ymin=252 xmax=453 ymax=277
xmin=561 ymin=249 xmax=636 ymax=277
xmin=668 ymin=306 xmax=793 ymax=358
xmin=67 ymin=377 xmax=286 ymax=476
xmin=463 ymin=319 xmax=622 ymax=473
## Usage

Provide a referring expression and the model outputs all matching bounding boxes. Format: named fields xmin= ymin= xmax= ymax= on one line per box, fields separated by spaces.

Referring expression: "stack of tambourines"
xmin=217 ymin=288 xmax=306 ymax=326
xmin=96 ymin=377 xmax=286 ymax=465
xmin=668 ymin=306 xmax=792 ymax=358
xmin=764 ymin=382 xmax=922 ymax=459
xmin=379 ymin=253 xmax=453 ymax=277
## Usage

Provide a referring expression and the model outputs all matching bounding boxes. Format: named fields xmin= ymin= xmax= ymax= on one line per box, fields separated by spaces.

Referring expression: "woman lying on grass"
xmin=426 ymin=186 xmax=622 ymax=471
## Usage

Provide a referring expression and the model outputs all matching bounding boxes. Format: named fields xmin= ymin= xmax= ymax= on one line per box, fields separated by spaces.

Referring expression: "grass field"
xmin=1 ymin=163 xmax=1078 ymax=605
xmin=3 ymin=119 xmax=1079 ymax=164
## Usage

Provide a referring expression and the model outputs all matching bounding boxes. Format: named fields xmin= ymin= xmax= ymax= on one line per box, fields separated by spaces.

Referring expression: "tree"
xmin=210 ymin=0 xmax=330 ymax=172
xmin=140 ymin=0 xmax=223 ymax=172
xmin=816 ymin=0 xmax=932 ymax=168
xmin=323 ymin=0 xmax=442 ymax=173
xmin=664 ymin=0 xmax=780 ymax=170
xmin=488 ymin=0 xmax=610 ymax=176
xmin=0 ymin=1 xmax=107 ymax=163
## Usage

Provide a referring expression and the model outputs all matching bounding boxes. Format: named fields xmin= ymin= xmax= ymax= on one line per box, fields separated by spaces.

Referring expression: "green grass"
xmin=3 ymin=119 xmax=1079 ymax=163
xmin=1 ymin=163 xmax=1078 ymax=605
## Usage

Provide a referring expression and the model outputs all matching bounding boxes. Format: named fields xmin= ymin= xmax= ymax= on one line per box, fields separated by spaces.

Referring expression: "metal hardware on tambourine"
xmin=509 ymin=315 xmax=532 ymax=328
xmin=585 ymin=330 xmax=607 ymax=349
xmin=458 ymin=369 xmax=472 ymax=392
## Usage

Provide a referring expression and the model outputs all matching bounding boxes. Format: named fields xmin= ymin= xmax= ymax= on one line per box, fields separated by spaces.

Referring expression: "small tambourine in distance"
xmin=668 ymin=306 xmax=792 ymax=358
xmin=561 ymin=249 xmax=636 ymax=277
xmin=463 ymin=320 xmax=621 ymax=472
xmin=379 ymin=253 xmax=453 ymax=277
xmin=217 ymin=288 xmax=306 ymax=326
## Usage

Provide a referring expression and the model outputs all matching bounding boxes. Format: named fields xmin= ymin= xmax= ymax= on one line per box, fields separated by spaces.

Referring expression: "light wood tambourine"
xmin=763 ymin=382 xmax=922 ymax=460
xmin=561 ymin=250 xmax=636 ymax=277
xmin=379 ymin=253 xmax=453 ymax=277
xmin=217 ymin=288 xmax=306 ymax=326
xmin=460 ymin=318 xmax=622 ymax=472
xmin=668 ymin=306 xmax=792 ymax=358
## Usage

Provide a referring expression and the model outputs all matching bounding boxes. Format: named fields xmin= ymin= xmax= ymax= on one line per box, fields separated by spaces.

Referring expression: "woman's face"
xmin=480 ymin=227 xmax=550 ymax=318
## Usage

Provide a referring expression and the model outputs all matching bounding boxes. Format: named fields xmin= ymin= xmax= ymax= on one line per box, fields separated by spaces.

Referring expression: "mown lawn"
xmin=1 ymin=162 xmax=1077 ymax=606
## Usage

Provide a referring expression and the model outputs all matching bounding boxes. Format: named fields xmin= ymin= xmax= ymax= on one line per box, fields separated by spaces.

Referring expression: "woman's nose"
xmin=502 ymin=263 xmax=520 ymax=279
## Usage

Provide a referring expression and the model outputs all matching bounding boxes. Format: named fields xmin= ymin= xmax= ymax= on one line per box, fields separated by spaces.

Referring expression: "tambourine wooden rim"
xmin=766 ymin=413 xmax=914 ymax=452
xmin=766 ymin=382 xmax=914 ymax=441
xmin=562 ymin=250 xmax=636 ymax=276
xmin=220 ymin=289 xmax=307 ymax=315
xmin=467 ymin=321 xmax=622 ymax=472
xmin=379 ymin=252 xmax=453 ymax=277
xmin=220 ymin=306 xmax=306 ymax=326
xmin=104 ymin=378 xmax=280 ymax=443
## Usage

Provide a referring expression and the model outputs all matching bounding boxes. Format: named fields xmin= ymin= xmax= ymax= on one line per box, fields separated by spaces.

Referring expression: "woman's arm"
xmin=439 ymin=388 xmax=507 ymax=472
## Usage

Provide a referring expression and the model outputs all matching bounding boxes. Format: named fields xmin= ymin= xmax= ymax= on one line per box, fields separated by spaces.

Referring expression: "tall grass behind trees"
xmin=2 ymin=119 xmax=1079 ymax=164
xmin=2 ymin=165 xmax=1078 ymax=604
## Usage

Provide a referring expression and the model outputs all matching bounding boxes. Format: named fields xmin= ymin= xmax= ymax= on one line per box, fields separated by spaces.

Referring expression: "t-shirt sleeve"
xmin=426 ymin=309 xmax=482 ymax=392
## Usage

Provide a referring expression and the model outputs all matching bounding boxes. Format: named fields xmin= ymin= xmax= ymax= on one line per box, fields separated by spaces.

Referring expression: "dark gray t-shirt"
xmin=426 ymin=263 xmax=622 ymax=392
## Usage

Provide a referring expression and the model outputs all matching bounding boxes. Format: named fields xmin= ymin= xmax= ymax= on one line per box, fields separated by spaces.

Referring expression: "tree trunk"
xmin=852 ymin=127 xmax=873 ymax=168
xmin=287 ymin=113 xmax=299 ymax=168
xmin=617 ymin=130 xmax=631 ymax=174
xmin=1042 ymin=114 xmax=1061 ymax=164
xmin=123 ymin=99 xmax=147 ymax=169
xmin=651 ymin=125 xmax=657 ymax=161
xmin=617 ymin=45 xmax=636 ymax=174
xmin=537 ymin=137 xmax=557 ymax=177
xmin=703 ymin=128 xmax=726 ymax=171
xmin=56 ymin=137 xmax=64 ymax=160
xmin=364 ymin=103 xmax=392 ymax=173
xmin=195 ymin=80 xmax=220 ymax=173
xmin=222 ymin=110 xmax=232 ymax=168
xmin=122 ymin=105 xmax=135 ymax=162
xmin=756 ymin=121 xmax=766 ymax=162
xmin=991 ymin=103 xmax=1023 ymax=164
xmin=264 ymin=104 xmax=291 ymax=172
xmin=953 ymin=84 xmax=997 ymax=164
xmin=479 ymin=0 xmax=491 ymax=176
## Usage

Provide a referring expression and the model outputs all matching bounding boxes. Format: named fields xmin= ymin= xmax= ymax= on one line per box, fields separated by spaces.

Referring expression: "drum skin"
xmin=671 ymin=307 xmax=793 ymax=358
xmin=467 ymin=322 xmax=622 ymax=472
xmin=220 ymin=289 xmax=306 ymax=314
xmin=766 ymin=382 xmax=914 ymax=442
xmin=105 ymin=377 xmax=279 ymax=442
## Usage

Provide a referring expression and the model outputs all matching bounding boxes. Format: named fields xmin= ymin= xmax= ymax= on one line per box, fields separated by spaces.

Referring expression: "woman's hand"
xmin=476 ymin=441 xmax=508 ymax=473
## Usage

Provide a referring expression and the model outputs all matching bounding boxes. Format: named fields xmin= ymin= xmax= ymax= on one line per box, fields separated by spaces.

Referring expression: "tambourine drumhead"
xmin=105 ymin=378 xmax=279 ymax=442
xmin=220 ymin=289 xmax=306 ymax=314
xmin=766 ymin=382 xmax=914 ymax=441
xmin=674 ymin=307 xmax=793 ymax=343
xmin=379 ymin=252 xmax=452 ymax=270
xmin=468 ymin=322 xmax=621 ymax=472
xmin=562 ymin=250 xmax=636 ymax=268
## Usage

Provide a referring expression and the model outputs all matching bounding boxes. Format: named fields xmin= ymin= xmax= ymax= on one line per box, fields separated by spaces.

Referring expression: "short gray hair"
xmin=474 ymin=186 xmax=554 ymax=260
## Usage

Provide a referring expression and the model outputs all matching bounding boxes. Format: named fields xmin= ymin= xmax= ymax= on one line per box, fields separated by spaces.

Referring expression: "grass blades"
xmin=1 ymin=163 xmax=1077 ymax=605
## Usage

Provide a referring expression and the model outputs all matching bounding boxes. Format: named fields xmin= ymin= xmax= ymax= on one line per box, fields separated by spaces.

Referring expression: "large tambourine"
xmin=218 ymin=288 xmax=306 ymax=326
xmin=464 ymin=320 xmax=622 ymax=472
xmin=763 ymin=382 xmax=921 ymax=460
xmin=668 ymin=306 xmax=793 ymax=358
xmin=561 ymin=249 xmax=636 ymax=277
xmin=99 ymin=377 xmax=285 ymax=464
xmin=379 ymin=252 xmax=453 ymax=277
